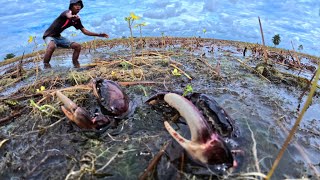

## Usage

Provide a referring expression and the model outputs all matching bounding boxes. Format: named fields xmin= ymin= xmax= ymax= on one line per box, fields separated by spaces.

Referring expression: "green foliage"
xmin=203 ymin=28 xmax=207 ymax=34
xmin=36 ymin=86 xmax=46 ymax=93
xmin=124 ymin=12 xmax=142 ymax=61
xmin=298 ymin=44 xmax=303 ymax=51
xmin=134 ymin=22 xmax=147 ymax=29
xmin=4 ymin=99 xmax=19 ymax=106
xmin=171 ymin=68 xmax=181 ymax=76
xmin=134 ymin=22 xmax=147 ymax=38
xmin=30 ymin=99 xmax=57 ymax=116
xmin=124 ymin=12 xmax=141 ymax=29
xmin=183 ymin=84 xmax=193 ymax=96
xmin=4 ymin=53 xmax=15 ymax=60
xmin=120 ymin=61 xmax=131 ymax=70
xmin=272 ymin=34 xmax=281 ymax=47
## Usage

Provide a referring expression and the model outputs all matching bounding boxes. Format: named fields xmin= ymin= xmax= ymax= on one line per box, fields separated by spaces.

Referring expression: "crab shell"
xmin=163 ymin=93 xmax=234 ymax=166
xmin=186 ymin=93 xmax=235 ymax=137
xmin=91 ymin=78 xmax=130 ymax=118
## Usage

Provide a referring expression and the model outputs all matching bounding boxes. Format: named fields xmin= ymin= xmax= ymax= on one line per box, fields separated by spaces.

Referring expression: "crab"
xmin=146 ymin=92 xmax=236 ymax=167
xmin=56 ymin=78 xmax=133 ymax=130
xmin=91 ymin=78 xmax=131 ymax=119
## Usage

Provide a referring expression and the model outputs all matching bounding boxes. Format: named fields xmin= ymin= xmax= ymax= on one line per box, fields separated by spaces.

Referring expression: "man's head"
xmin=69 ymin=0 xmax=84 ymax=10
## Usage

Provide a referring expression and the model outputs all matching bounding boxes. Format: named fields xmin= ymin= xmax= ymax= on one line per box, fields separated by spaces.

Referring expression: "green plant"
xmin=30 ymin=99 xmax=57 ymax=117
xmin=4 ymin=53 xmax=15 ymax=60
xmin=125 ymin=12 xmax=141 ymax=61
xmin=171 ymin=68 xmax=181 ymax=76
xmin=182 ymin=84 xmax=193 ymax=96
xmin=36 ymin=86 xmax=46 ymax=93
xmin=137 ymin=85 xmax=148 ymax=96
xmin=134 ymin=22 xmax=147 ymax=39
xmin=28 ymin=35 xmax=39 ymax=50
xmin=298 ymin=44 xmax=303 ymax=51
xmin=161 ymin=32 xmax=165 ymax=49
xmin=272 ymin=34 xmax=281 ymax=47
xmin=202 ymin=28 xmax=207 ymax=38
xmin=120 ymin=61 xmax=131 ymax=70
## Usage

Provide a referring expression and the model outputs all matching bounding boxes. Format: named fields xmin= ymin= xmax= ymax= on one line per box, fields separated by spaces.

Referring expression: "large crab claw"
xmin=163 ymin=93 xmax=233 ymax=166
xmin=56 ymin=91 xmax=107 ymax=129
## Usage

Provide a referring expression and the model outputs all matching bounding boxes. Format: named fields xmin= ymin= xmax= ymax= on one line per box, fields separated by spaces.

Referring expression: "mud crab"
xmin=146 ymin=92 xmax=236 ymax=167
xmin=56 ymin=78 xmax=133 ymax=129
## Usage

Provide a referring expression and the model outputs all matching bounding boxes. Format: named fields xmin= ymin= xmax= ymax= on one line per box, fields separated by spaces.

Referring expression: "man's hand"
xmin=66 ymin=10 xmax=80 ymax=19
xmin=72 ymin=14 xmax=80 ymax=19
xmin=98 ymin=33 xmax=109 ymax=38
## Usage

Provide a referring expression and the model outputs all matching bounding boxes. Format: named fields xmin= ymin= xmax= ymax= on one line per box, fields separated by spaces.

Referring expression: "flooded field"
xmin=0 ymin=37 xmax=319 ymax=179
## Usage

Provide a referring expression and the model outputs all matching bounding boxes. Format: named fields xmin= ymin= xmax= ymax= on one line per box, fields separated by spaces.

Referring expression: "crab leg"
xmin=163 ymin=93 xmax=233 ymax=165
xmin=56 ymin=91 xmax=78 ymax=112
xmin=56 ymin=91 xmax=95 ymax=129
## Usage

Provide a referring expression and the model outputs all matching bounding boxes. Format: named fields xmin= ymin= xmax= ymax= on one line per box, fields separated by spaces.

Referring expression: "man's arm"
xmin=80 ymin=28 xmax=109 ymax=38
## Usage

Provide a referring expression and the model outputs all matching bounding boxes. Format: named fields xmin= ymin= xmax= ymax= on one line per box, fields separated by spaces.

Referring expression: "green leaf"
xmin=125 ymin=17 xmax=131 ymax=21
xmin=203 ymin=28 xmax=207 ymax=34
xmin=134 ymin=22 xmax=148 ymax=28
xmin=183 ymin=84 xmax=193 ymax=96
xmin=172 ymin=68 xmax=181 ymax=76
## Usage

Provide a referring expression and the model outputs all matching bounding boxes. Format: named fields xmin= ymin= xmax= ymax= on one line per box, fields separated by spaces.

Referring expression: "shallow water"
xmin=0 ymin=38 xmax=319 ymax=179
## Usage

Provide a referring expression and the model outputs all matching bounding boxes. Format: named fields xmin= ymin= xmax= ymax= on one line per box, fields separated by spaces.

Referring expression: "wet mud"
xmin=0 ymin=37 xmax=319 ymax=179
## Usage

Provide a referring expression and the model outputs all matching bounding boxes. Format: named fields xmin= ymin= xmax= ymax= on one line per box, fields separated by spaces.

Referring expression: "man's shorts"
xmin=44 ymin=36 xmax=74 ymax=48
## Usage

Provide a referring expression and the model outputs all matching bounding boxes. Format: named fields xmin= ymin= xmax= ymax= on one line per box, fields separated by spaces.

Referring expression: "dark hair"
xmin=69 ymin=0 xmax=84 ymax=10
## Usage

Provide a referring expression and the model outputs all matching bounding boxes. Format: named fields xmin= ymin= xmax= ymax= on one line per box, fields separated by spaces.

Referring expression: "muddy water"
xmin=0 ymin=39 xmax=319 ymax=179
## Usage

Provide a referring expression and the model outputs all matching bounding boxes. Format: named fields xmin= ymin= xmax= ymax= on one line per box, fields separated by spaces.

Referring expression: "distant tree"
xmin=298 ymin=44 xmax=303 ymax=51
xmin=272 ymin=34 xmax=281 ymax=47
xmin=4 ymin=53 xmax=15 ymax=60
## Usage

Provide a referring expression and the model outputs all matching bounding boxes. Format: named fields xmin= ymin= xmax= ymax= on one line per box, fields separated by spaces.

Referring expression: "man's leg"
xmin=43 ymin=41 xmax=56 ymax=69
xmin=70 ymin=43 xmax=81 ymax=68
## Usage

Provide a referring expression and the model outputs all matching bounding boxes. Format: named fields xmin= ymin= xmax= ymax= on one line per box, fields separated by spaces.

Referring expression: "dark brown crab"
xmin=56 ymin=78 xmax=132 ymax=129
xmin=146 ymin=92 xmax=236 ymax=167
xmin=91 ymin=78 xmax=131 ymax=119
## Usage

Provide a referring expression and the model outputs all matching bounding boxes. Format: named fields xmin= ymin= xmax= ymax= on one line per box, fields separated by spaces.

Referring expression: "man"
xmin=43 ymin=0 xmax=109 ymax=68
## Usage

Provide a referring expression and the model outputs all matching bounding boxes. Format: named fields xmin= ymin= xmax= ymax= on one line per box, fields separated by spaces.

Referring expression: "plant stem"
xmin=266 ymin=63 xmax=320 ymax=179
xmin=258 ymin=17 xmax=268 ymax=63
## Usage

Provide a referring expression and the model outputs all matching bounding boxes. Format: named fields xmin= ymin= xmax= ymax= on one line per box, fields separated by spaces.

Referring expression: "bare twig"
xmin=196 ymin=58 xmax=218 ymax=75
xmin=139 ymin=142 xmax=169 ymax=180
xmin=246 ymin=120 xmax=261 ymax=174
xmin=0 ymin=107 xmax=28 ymax=126
xmin=258 ymin=17 xmax=268 ymax=63
xmin=290 ymin=41 xmax=301 ymax=67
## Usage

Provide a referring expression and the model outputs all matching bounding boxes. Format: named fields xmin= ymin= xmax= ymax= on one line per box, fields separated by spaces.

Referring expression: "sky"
xmin=0 ymin=0 xmax=319 ymax=60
